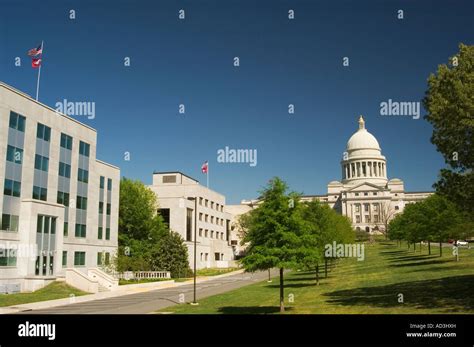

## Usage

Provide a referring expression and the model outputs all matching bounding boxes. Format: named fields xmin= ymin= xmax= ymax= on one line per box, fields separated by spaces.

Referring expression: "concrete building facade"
xmin=0 ymin=82 xmax=120 ymax=292
xmin=149 ymin=172 xmax=235 ymax=270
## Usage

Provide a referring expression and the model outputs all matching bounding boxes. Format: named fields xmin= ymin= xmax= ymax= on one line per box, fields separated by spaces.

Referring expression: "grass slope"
xmin=158 ymin=241 xmax=474 ymax=314
xmin=0 ymin=281 xmax=88 ymax=307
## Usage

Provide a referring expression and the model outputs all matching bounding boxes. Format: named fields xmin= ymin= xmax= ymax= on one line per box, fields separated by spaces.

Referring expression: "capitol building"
xmin=231 ymin=116 xmax=432 ymax=237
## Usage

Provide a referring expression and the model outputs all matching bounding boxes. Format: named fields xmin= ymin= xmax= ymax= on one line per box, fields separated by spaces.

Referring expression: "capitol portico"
xmin=231 ymin=116 xmax=432 ymax=238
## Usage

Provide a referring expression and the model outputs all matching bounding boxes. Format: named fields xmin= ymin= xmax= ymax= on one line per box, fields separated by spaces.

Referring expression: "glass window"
xmin=62 ymin=251 xmax=67 ymax=267
xmin=75 ymin=224 xmax=86 ymax=238
xmin=4 ymin=179 xmax=21 ymax=197
xmin=32 ymin=186 xmax=47 ymax=201
xmin=36 ymin=123 xmax=51 ymax=141
xmin=9 ymin=111 xmax=26 ymax=132
xmin=59 ymin=162 xmax=71 ymax=178
xmin=100 ymin=176 xmax=105 ymax=189
xmin=99 ymin=202 xmax=104 ymax=214
xmin=97 ymin=252 xmax=103 ymax=266
xmin=57 ymin=191 xmax=70 ymax=206
xmin=34 ymin=154 xmax=49 ymax=172
xmin=79 ymin=141 xmax=90 ymax=157
xmin=78 ymin=168 xmax=89 ymax=183
xmin=98 ymin=227 xmax=103 ymax=239
xmin=107 ymin=178 xmax=112 ymax=191
xmin=74 ymin=251 xmax=86 ymax=266
xmin=106 ymin=228 xmax=110 ymax=240
xmin=76 ymin=196 xmax=87 ymax=210
xmin=51 ymin=218 xmax=56 ymax=234
xmin=1 ymin=214 xmax=19 ymax=232
xmin=6 ymin=145 xmax=23 ymax=164
xmin=64 ymin=222 xmax=68 ymax=236
xmin=105 ymin=253 xmax=110 ymax=265
xmin=106 ymin=203 xmax=111 ymax=215
xmin=0 ymin=249 xmax=17 ymax=267
xmin=60 ymin=133 xmax=73 ymax=150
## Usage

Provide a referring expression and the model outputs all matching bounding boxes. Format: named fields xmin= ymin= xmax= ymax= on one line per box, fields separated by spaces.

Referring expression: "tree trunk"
xmin=279 ymin=268 xmax=284 ymax=313
xmin=407 ymin=242 xmax=410 ymax=249
xmin=324 ymin=259 xmax=328 ymax=278
xmin=316 ymin=264 xmax=319 ymax=286
xmin=439 ymin=241 xmax=442 ymax=257
xmin=413 ymin=242 xmax=416 ymax=251
xmin=428 ymin=241 xmax=431 ymax=255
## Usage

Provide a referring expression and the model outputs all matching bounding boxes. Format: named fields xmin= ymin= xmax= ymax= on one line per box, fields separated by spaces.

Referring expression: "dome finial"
xmin=358 ymin=115 xmax=365 ymax=130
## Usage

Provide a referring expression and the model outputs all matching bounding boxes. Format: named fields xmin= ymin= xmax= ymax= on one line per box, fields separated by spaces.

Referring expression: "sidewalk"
xmin=0 ymin=269 xmax=245 ymax=314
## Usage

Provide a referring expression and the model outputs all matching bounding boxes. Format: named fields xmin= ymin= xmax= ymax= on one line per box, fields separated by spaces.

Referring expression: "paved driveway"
xmin=20 ymin=270 xmax=277 ymax=314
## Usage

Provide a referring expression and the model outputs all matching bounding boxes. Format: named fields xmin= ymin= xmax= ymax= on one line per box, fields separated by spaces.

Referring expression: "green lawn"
xmin=0 ymin=281 xmax=88 ymax=307
xmin=119 ymin=278 xmax=172 ymax=285
xmin=158 ymin=241 xmax=474 ymax=314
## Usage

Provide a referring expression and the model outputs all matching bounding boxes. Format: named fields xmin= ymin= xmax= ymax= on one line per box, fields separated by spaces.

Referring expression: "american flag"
xmin=201 ymin=161 xmax=208 ymax=174
xmin=28 ymin=43 xmax=43 ymax=57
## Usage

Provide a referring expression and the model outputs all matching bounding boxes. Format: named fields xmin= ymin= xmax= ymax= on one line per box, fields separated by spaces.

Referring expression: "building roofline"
xmin=153 ymin=171 xmax=199 ymax=183
xmin=0 ymin=81 xmax=97 ymax=133
xmin=96 ymin=159 xmax=120 ymax=170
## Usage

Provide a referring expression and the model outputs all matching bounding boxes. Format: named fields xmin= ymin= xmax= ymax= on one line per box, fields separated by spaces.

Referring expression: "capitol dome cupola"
xmin=341 ymin=116 xmax=388 ymax=185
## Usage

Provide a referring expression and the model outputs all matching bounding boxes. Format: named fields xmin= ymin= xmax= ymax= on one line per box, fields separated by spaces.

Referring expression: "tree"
xmin=423 ymin=43 xmax=474 ymax=217
xmin=374 ymin=202 xmax=397 ymax=239
xmin=388 ymin=195 xmax=467 ymax=257
xmin=240 ymin=178 xmax=311 ymax=312
xmin=117 ymin=178 xmax=169 ymax=271
xmin=299 ymin=199 xmax=353 ymax=283
xmin=150 ymin=231 xmax=192 ymax=278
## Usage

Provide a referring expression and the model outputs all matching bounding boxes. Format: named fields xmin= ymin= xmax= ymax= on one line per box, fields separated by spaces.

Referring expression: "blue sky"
xmin=1 ymin=0 xmax=473 ymax=204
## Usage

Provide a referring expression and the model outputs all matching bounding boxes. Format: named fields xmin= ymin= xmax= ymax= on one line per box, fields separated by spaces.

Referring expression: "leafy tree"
xmin=388 ymin=195 xmax=467 ymax=257
xmin=117 ymin=178 xmax=169 ymax=271
xmin=240 ymin=178 xmax=310 ymax=312
xmin=423 ymin=43 xmax=474 ymax=217
xmin=299 ymin=199 xmax=353 ymax=283
xmin=150 ymin=231 xmax=192 ymax=278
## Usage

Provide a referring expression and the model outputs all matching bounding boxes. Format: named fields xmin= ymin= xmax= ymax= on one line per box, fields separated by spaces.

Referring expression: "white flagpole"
xmin=35 ymin=40 xmax=43 ymax=101
xmin=207 ymin=161 xmax=209 ymax=188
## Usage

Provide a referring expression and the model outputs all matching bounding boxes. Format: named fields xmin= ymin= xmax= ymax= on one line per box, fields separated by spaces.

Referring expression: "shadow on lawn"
xmin=324 ymin=275 xmax=474 ymax=312
xmin=217 ymin=306 xmax=295 ymax=314
xmin=388 ymin=254 xmax=436 ymax=262
xmin=389 ymin=259 xmax=451 ymax=268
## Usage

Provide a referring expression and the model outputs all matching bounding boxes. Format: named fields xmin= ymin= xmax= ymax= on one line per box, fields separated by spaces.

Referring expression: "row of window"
xmin=200 ymin=252 xmax=224 ymax=262
xmin=198 ymin=228 xmax=226 ymax=240
xmin=198 ymin=197 xmax=224 ymax=212
xmin=1 ymin=250 xmax=112 ymax=268
xmin=99 ymin=176 xmax=113 ymax=191
xmin=2 ymin=214 xmax=112 ymax=240
xmin=62 ymin=251 xmax=110 ymax=267
xmin=9 ymin=112 xmax=90 ymax=156
xmin=98 ymin=202 xmax=112 ymax=215
xmin=355 ymin=215 xmax=379 ymax=224
xmin=198 ymin=213 xmax=225 ymax=226
xmin=3 ymin=180 xmax=110 ymax=214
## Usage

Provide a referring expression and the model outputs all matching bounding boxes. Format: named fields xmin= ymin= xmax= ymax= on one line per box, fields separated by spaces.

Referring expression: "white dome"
xmin=346 ymin=116 xmax=380 ymax=151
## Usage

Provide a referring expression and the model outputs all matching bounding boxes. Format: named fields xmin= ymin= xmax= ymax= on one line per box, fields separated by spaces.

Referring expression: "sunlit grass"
xmin=157 ymin=241 xmax=474 ymax=314
xmin=0 ymin=282 xmax=88 ymax=307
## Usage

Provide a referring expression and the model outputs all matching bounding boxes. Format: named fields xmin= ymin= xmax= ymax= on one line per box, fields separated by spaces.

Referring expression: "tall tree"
xmin=149 ymin=231 xmax=192 ymax=278
xmin=423 ymin=43 xmax=474 ymax=217
xmin=117 ymin=178 xmax=169 ymax=271
xmin=240 ymin=178 xmax=309 ymax=312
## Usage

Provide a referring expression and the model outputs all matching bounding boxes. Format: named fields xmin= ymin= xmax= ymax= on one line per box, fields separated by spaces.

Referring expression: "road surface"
xmin=19 ymin=270 xmax=277 ymax=314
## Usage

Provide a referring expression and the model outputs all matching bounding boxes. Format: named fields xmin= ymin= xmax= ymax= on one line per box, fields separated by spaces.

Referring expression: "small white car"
xmin=456 ymin=240 xmax=469 ymax=248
